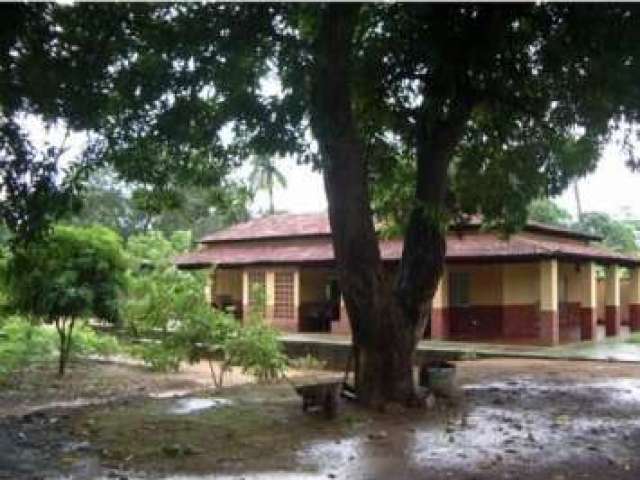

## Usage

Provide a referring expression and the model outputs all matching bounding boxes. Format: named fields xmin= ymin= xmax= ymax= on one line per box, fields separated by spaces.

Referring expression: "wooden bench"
xmin=292 ymin=380 xmax=342 ymax=419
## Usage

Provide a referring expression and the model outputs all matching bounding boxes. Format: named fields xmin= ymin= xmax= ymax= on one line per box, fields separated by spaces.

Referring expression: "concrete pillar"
xmin=241 ymin=269 xmax=249 ymax=323
xmin=579 ymin=262 xmax=598 ymax=341
xmin=539 ymin=259 xmax=559 ymax=345
xmin=292 ymin=268 xmax=300 ymax=330
xmin=605 ymin=264 xmax=621 ymax=336
xmin=265 ymin=270 xmax=275 ymax=323
xmin=629 ymin=267 xmax=640 ymax=332
xmin=205 ymin=268 xmax=214 ymax=306
xmin=430 ymin=271 xmax=449 ymax=340
xmin=332 ymin=294 xmax=352 ymax=336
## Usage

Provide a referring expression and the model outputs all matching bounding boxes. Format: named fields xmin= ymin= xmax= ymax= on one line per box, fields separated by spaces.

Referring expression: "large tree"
xmin=3 ymin=3 xmax=640 ymax=405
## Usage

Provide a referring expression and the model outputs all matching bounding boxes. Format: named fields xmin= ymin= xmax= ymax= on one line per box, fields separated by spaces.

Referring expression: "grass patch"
xmin=74 ymin=385 xmax=370 ymax=474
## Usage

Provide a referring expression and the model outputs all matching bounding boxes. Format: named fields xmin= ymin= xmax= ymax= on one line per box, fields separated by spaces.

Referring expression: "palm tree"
xmin=248 ymin=155 xmax=287 ymax=215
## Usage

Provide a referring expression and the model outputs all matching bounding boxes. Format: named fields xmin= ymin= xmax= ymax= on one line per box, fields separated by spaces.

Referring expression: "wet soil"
xmin=4 ymin=358 xmax=640 ymax=479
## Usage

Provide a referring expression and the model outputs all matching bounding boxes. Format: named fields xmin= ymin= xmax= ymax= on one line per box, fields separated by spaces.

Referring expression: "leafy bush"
xmin=130 ymin=340 xmax=184 ymax=372
xmin=72 ymin=324 xmax=122 ymax=358
xmin=124 ymin=231 xmax=286 ymax=385
xmin=226 ymin=321 xmax=287 ymax=382
xmin=0 ymin=317 xmax=58 ymax=381
xmin=0 ymin=316 xmax=121 ymax=382
xmin=6 ymin=225 xmax=126 ymax=376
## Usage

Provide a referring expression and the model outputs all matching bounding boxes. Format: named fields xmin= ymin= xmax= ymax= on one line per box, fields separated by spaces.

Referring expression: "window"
xmin=274 ymin=271 xmax=295 ymax=320
xmin=449 ymin=272 xmax=471 ymax=307
xmin=247 ymin=270 xmax=266 ymax=315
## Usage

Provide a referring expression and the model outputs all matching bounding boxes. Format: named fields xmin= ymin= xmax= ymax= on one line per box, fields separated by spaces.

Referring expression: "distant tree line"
xmin=528 ymin=198 xmax=639 ymax=254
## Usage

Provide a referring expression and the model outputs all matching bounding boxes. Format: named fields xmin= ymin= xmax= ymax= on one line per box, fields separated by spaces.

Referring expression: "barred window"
xmin=274 ymin=271 xmax=295 ymax=320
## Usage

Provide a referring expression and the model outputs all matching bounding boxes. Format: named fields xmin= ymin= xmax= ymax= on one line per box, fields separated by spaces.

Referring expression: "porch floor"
xmin=280 ymin=327 xmax=639 ymax=364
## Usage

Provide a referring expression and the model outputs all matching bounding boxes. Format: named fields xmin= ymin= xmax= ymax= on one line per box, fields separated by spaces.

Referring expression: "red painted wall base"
xmin=580 ymin=307 xmax=597 ymax=341
xmin=539 ymin=310 xmax=560 ymax=346
xmin=630 ymin=304 xmax=640 ymax=332
xmin=605 ymin=305 xmax=621 ymax=336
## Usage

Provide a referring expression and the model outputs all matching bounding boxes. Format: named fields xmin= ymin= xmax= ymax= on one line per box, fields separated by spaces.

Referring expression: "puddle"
xmin=464 ymin=377 xmax=640 ymax=404
xmin=168 ymin=397 xmax=232 ymax=415
xmin=150 ymin=389 xmax=200 ymax=399
xmin=88 ymin=474 xmax=326 ymax=480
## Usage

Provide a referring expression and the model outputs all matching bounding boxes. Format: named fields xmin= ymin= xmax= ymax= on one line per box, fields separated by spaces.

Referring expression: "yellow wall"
xmin=630 ymin=267 xmax=640 ymax=304
xmin=558 ymin=262 xmax=583 ymax=304
xmin=539 ymin=259 xmax=558 ymax=311
xmin=502 ymin=263 xmax=540 ymax=305
xmin=448 ymin=264 xmax=503 ymax=305
xmin=621 ymin=278 xmax=630 ymax=314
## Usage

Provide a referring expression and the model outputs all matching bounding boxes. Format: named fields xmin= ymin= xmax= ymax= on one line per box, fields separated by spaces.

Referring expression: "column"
xmin=430 ymin=271 xmax=449 ymax=340
xmin=630 ymin=266 xmax=640 ymax=332
xmin=265 ymin=270 xmax=275 ymax=323
xmin=332 ymin=294 xmax=353 ymax=336
xmin=605 ymin=264 xmax=621 ymax=336
xmin=205 ymin=268 xmax=214 ymax=306
xmin=241 ymin=269 xmax=249 ymax=323
xmin=539 ymin=259 xmax=559 ymax=345
xmin=579 ymin=262 xmax=598 ymax=341
xmin=292 ymin=268 xmax=300 ymax=330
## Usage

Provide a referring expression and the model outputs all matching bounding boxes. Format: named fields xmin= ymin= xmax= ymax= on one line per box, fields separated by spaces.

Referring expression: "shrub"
xmin=6 ymin=225 xmax=126 ymax=376
xmin=0 ymin=317 xmax=58 ymax=381
xmin=124 ymin=232 xmax=286 ymax=385
xmin=226 ymin=322 xmax=287 ymax=382
xmin=0 ymin=316 xmax=121 ymax=382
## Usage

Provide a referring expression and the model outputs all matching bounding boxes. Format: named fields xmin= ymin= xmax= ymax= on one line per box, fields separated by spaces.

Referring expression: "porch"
xmin=209 ymin=265 xmax=351 ymax=335
xmin=431 ymin=260 xmax=640 ymax=346
xmin=208 ymin=258 xmax=640 ymax=346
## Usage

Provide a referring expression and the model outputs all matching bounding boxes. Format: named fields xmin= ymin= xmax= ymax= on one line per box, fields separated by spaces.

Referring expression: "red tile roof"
xmin=176 ymin=229 xmax=640 ymax=268
xmin=200 ymin=213 xmax=331 ymax=243
xmin=200 ymin=212 xmax=601 ymax=243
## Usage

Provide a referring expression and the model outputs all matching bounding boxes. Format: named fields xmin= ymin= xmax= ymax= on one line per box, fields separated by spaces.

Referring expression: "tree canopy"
xmin=3 ymin=3 xmax=640 ymax=403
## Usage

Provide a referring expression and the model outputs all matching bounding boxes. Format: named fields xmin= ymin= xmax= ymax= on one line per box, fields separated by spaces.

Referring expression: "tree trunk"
xmin=55 ymin=317 xmax=76 ymax=377
xmin=310 ymin=5 xmax=414 ymax=406
xmin=310 ymin=4 xmax=473 ymax=407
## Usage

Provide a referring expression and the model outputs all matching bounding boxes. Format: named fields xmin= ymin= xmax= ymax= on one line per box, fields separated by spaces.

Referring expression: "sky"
xmin=24 ymin=116 xmax=640 ymax=221
xmin=263 ymin=141 xmax=640 ymax=221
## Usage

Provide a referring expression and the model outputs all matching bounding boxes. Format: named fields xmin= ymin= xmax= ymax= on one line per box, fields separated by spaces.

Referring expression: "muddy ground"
xmin=3 ymin=358 xmax=640 ymax=479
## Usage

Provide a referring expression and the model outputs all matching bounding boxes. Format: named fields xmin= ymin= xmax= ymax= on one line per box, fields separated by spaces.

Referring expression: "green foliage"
xmin=0 ymin=316 xmax=122 ymax=382
xmin=72 ymin=324 xmax=122 ymax=358
xmin=5 ymin=224 xmax=126 ymax=375
xmin=7 ymin=225 xmax=126 ymax=322
xmin=72 ymin=168 xmax=252 ymax=240
xmin=527 ymin=198 xmax=573 ymax=227
xmin=0 ymin=317 xmax=58 ymax=382
xmin=130 ymin=341 xmax=184 ymax=373
xmin=124 ymin=231 xmax=199 ymax=345
xmin=225 ymin=321 xmax=287 ymax=383
xmin=575 ymin=212 xmax=639 ymax=253
xmin=124 ymin=237 xmax=285 ymax=384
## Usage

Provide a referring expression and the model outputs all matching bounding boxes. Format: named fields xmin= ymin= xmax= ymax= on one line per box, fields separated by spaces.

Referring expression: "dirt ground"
xmin=3 ymin=358 xmax=640 ymax=479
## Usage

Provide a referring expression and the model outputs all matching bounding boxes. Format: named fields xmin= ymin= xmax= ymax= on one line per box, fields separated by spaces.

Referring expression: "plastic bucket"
xmin=421 ymin=361 xmax=456 ymax=397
